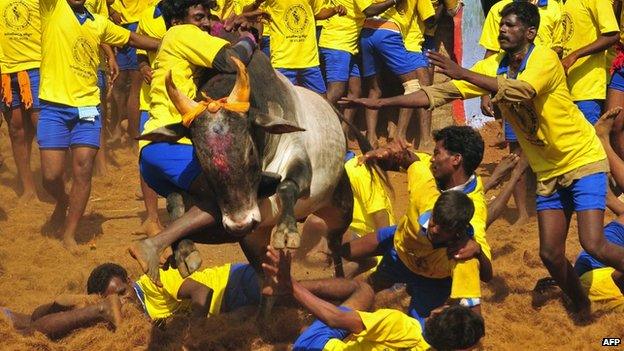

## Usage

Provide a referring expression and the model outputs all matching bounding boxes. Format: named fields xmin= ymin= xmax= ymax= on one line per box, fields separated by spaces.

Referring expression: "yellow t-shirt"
xmin=212 ymin=0 xmax=256 ymax=20
xmin=479 ymin=0 xmax=563 ymax=52
xmin=136 ymin=4 xmax=166 ymax=111
xmin=111 ymin=0 xmax=154 ymax=24
xmin=264 ymin=0 xmax=328 ymax=69
xmin=85 ymin=0 xmax=109 ymax=16
xmin=380 ymin=0 xmax=432 ymax=37
xmin=345 ymin=158 xmax=395 ymax=237
xmin=580 ymin=267 xmax=624 ymax=313
xmin=39 ymin=0 xmax=131 ymax=107
xmin=562 ymin=0 xmax=619 ymax=100
xmin=143 ymin=24 xmax=229 ymax=148
xmin=392 ymin=160 xmax=483 ymax=300
xmin=136 ymin=264 xmax=232 ymax=320
xmin=452 ymin=45 xmax=606 ymax=181
xmin=402 ymin=0 xmax=436 ymax=52
xmin=317 ymin=0 xmax=373 ymax=54
xmin=323 ymin=309 xmax=431 ymax=351
xmin=0 ymin=0 xmax=41 ymax=73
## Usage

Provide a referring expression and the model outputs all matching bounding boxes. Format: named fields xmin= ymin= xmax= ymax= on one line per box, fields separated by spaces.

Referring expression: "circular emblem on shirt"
xmin=561 ymin=13 xmax=574 ymax=45
xmin=72 ymin=37 xmax=97 ymax=70
xmin=284 ymin=4 xmax=309 ymax=34
xmin=3 ymin=1 xmax=30 ymax=30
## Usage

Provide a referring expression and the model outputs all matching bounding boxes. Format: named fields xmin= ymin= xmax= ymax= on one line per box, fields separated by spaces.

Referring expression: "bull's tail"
xmin=331 ymin=105 xmax=394 ymax=196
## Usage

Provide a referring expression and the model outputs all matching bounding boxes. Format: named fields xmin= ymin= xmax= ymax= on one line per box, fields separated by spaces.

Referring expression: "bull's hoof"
xmin=272 ymin=225 xmax=287 ymax=249
xmin=174 ymin=239 xmax=202 ymax=278
xmin=286 ymin=232 xmax=301 ymax=249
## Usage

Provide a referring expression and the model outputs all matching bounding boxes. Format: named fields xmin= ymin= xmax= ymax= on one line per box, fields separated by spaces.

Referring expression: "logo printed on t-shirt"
xmin=71 ymin=37 xmax=97 ymax=77
xmin=284 ymin=4 xmax=309 ymax=35
xmin=560 ymin=12 xmax=573 ymax=56
xmin=3 ymin=1 xmax=30 ymax=31
xmin=500 ymin=101 xmax=545 ymax=147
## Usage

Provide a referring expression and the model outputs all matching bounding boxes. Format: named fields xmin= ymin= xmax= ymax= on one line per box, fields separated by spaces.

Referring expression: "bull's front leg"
xmin=273 ymin=180 xmax=301 ymax=249
xmin=272 ymin=158 xmax=312 ymax=249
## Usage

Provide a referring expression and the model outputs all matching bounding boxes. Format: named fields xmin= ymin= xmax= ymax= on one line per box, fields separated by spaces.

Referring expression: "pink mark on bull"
xmin=207 ymin=133 xmax=233 ymax=174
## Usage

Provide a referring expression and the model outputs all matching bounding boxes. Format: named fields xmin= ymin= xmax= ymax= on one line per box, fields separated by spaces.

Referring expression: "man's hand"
xmin=358 ymin=139 xmax=414 ymax=168
xmin=334 ymin=5 xmax=347 ymax=16
xmin=480 ymin=95 xmax=495 ymax=117
xmin=561 ymin=52 xmax=578 ymax=75
xmin=139 ymin=63 xmax=153 ymax=85
xmin=109 ymin=9 xmax=123 ymax=25
xmin=338 ymin=96 xmax=383 ymax=109
xmin=261 ymin=246 xmax=294 ymax=296
xmin=108 ymin=56 xmax=120 ymax=83
xmin=426 ymin=51 xmax=466 ymax=80
xmin=448 ymin=238 xmax=481 ymax=260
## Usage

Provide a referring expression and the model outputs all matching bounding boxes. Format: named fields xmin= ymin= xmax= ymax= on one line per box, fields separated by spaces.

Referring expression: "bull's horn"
xmin=226 ymin=56 xmax=250 ymax=106
xmin=165 ymin=70 xmax=198 ymax=115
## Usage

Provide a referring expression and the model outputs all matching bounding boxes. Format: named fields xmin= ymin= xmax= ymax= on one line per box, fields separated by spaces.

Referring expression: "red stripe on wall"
xmin=452 ymin=8 xmax=466 ymax=125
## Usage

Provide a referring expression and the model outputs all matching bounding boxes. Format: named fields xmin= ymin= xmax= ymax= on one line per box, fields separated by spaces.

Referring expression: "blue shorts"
xmin=222 ymin=263 xmax=261 ymax=313
xmin=116 ymin=22 xmax=139 ymax=71
xmin=37 ymin=101 xmax=102 ymax=149
xmin=360 ymin=28 xmax=424 ymax=78
xmin=536 ymin=172 xmax=607 ymax=212
xmin=504 ymin=120 xmax=517 ymax=142
xmin=260 ymin=35 xmax=270 ymax=57
xmin=293 ymin=306 xmax=352 ymax=351
xmin=375 ymin=225 xmax=451 ymax=327
xmin=319 ymin=48 xmax=361 ymax=83
xmin=608 ymin=67 xmax=624 ymax=92
xmin=277 ymin=67 xmax=327 ymax=94
xmin=139 ymin=110 xmax=149 ymax=135
xmin=574 ymin=220 xmax=624 ymax=276
xmin=575 ymin=100 xmax=603 ymax=125
xmin=139 ymin=142 xmax=202 ymax=197
xmin=3 ymin=68 xmax=41 ymax=110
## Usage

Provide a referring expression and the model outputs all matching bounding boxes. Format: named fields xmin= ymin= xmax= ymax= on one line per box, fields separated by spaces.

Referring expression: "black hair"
xmin=432 ymin=190 xmax=474 ymax=235
xmin=433 ymin=126 xmax=484 ymax=177
xmin=499 ymin=1 xmax=541 ymax=31
xmin=86 ymin=263 xmax=128 ymax=294
xmin=161 ymin=0 xmax=218 ymax=28
xmin=424 ymin=305 xmax=485 ymax=351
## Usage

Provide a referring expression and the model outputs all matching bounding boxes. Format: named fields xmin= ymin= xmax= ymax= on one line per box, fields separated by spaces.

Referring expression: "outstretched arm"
xmin=263 ymin=247 xmax=374 ymax=333
xmin=561 ymin=32 xmax=618 ymax=74
xmin=127 ymin=32 xmax=160 ymax=51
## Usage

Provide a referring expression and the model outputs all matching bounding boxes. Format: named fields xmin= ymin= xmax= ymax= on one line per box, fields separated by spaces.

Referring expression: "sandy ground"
xmin=0 ymin=116 xmax=622 ymax=350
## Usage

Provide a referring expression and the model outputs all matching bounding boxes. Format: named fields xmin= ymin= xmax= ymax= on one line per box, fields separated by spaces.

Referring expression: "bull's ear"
xmin=258 ymin=171 xmax=282 ymax=199
xmin=253 ymin=113 xmax=306 ymax=134
xmin=136 ymin=123 xmax=189 ymax=142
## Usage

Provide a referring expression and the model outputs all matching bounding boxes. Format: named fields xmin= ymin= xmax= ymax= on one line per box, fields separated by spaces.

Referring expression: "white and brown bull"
xmin=136 ymin=52 xmax=359 ymax=285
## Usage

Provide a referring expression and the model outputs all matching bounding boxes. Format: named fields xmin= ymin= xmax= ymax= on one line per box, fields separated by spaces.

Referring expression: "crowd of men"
xmin=0 ymin=0 xmax=623 ymax=348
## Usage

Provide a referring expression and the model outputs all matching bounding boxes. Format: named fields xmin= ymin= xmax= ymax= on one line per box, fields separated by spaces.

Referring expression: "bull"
xmin=137 ymin=50 xmax=363 ymax=287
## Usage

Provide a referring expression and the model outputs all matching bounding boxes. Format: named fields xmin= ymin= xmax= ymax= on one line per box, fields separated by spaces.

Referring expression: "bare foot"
xmin=595 ymin=107 xmax=622 ymax=140
xmin=488 ymin=154 xmax=520 ymax=189
xmin=128 ymin=239 xmax=162 ymax=285
xmin=141 ymin=219 xmax=163 ymax=237
xmin=62 ymin=235 xmax=80 ymax=254
xmin=42 ymin=201 xmax=67 ymax=236
xmin=101 ymin=295 xmax=123 ymax=329
xmin=17 ymin=191 xmax=38 ymax=205
xmin=510 ymin=213 xmax=530 ymax=228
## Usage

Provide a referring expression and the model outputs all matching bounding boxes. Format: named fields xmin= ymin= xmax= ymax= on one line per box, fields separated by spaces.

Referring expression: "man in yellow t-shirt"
xmin=88 ymin=259 xmax=262 ymax=320
xmin=358 ymin=0 xmax=435 ymax=147
xmin=0 ymin=0 xmax=41 ymax=202
xmin=344 ymin=2 xmax=624 ymax=318
xmin=36 ymin=0 xmax=159 ymax=252
xmin=261 ymin=247 xmax=485 ymax=351
xmin=561 ymin=0 xmax=618 ymax=125
xmin=244 ymin=0 xmax=343 ymax=95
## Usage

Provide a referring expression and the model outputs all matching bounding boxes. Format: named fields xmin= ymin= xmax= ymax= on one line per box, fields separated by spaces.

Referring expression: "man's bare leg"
xmin=126 ymin=70 xmax=142 ymax=152
xmin=140 ymin=176 xmax=163 ymax=237
xmin=538 ymin=209 xmax=591 ymax=319
xmin=343 ymin=77 xmax=362 ymax=146
xmin=40 ymin=149 xmax=69 ymax=235
xmin=396 ymin=69 xmax=431 ymax=148
xmin=487 ymin=156 xmax=528 ymax=228
xmin=61 ymin=146 xmax=98 ymax=251
xmin=509 ymin=142 xmax=530 ymax=226
xmin=364 ymin=75 xmax=381 ymax=147
xmin=6 ymin=107 xmax=37 ymax=202
xmin=484 ymin=153 xmax=520 ymax=193
xmin=606 ymin=88 xmax=624 ymax=158
xmin=30 ymin=295 xmax=122 ymax=339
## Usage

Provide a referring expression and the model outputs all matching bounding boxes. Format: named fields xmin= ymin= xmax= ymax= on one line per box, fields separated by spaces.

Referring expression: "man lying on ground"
xmin=262 ymin=246 xmax=486 ymax=350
